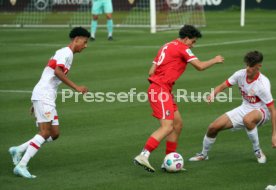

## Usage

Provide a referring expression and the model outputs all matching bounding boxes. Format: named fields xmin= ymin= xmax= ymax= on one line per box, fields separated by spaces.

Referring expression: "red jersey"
xmin=148 ymin=40 xmax=197 ymax=91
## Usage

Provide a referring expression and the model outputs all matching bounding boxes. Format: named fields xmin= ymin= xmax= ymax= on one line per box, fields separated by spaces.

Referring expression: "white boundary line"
xmin=0 ymin=37 xmax=276 ymax=49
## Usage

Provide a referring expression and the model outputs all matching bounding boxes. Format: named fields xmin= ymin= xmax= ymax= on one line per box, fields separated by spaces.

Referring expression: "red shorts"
xmin=147 ymin=83 xmax=177 ymax=120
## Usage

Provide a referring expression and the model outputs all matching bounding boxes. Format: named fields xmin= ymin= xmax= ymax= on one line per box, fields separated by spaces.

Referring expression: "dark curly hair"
xmin=244 ymin=51 xmax=263 ymax=67
xmin=179 ymin=25 xmax=202 ymax=39
xmin=69 ymin=27 xmax=90 ymax=39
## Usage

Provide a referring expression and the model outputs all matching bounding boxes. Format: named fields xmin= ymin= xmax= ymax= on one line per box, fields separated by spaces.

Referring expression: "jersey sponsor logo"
xmin=186 ymin=49 xmax=194 ymax=56
xmin=34 ymin=0 xmax=90 ymax=10
xmin=166 ymin=0 xmax=183 ymax=10
xmin=185 ymin=0 xmax=222 ymax=6
xmin=239 ymin=87 xmax=261 ymax=104
xmin=34 ymin=0 xmax=49 ymax=11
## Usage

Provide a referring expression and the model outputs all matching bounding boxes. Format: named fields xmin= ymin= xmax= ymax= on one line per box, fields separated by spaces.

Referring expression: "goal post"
xmin=240 ymin=0 xmax=245 ymax=27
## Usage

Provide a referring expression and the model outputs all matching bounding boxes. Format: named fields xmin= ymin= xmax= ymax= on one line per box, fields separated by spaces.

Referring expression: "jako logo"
xmin=185 ymin=0 xmax=222 ymax=6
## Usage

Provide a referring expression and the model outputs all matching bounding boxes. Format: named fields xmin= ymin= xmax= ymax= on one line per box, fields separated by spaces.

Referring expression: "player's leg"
xmin=243 ymin=109 xmax=266 ymax=163
xmin=47 ymin=113 xmax=60 ymax=142
xmin=165 ymin=110 xmax=183 ymax=155
xmin=12 ymin=101 xmax=56 ymax=178
xmin=106 ymin=13 xmax=113 ymax=40
xmin=134 ymin=119 xmax=174 ymax=172
xmin=91 ymin=0 xmax=103 ymax=40
xmin=189 ymin=114 xmax=233 ymax=161
xmin=104 ymin=0 xmax=113 ymax=40
xmin=160 ymin=110 xmax=183 ymax=170
xmin=13 ymin=122 xmax=49 ymax=179
xmin=134 ymin=84 xmax=174 ymax=172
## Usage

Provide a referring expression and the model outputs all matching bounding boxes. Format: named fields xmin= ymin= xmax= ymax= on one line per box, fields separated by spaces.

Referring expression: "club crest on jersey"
xmin=44 ymin=112 xmax=51 ymax=119
xmin=186 ymin=49 xmax=194 ymax=56
xmin=166 ymin=110 xmax=171 ymax=116
xmin=248 ymin=88 xmax=256 ymax=96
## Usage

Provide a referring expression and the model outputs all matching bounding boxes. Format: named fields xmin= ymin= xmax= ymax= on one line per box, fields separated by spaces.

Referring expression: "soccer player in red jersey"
xmin=8 ymin=27 xmax=90 ymax=178
xmin=134 ymin=25 xmax=224 ymax=172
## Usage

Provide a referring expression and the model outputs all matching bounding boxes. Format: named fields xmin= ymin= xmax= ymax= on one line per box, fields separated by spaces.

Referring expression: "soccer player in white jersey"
xmin=189 ymin=51 xmax=276 ymax=163
xmin=8 ymin=27 xmax=90 ymax=178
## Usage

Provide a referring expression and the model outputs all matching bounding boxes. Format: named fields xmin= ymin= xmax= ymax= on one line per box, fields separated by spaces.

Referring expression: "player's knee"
xmin=162 ymin=123 xmax=174 ymax=134
xmin=243 ymin=116 xmax=251 ymax=127
xmin=207 ymin=123 xmax=219 ymax=135
xmin=174 ymin=120 xmax=183 ymax=131
xmin=40 ymin=131 xmax=51 ymax=139
xmin=52 ymin=134 xmax=59 ymax=140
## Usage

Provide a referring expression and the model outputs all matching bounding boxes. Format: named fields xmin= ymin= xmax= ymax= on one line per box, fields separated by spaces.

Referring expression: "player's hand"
xmin=272 ymin=134 xmax=276 ymax=148
xmin=206 ymin=95 xmax=213 ymax=104
xmin=76 ymin=86 xmax=89 ymax=94
xmin=29 ymin=105 xmax=34 ymax=116
xmin=214 ymin=55 xmax=224 ymax=64
xmin=206 ymin=92 xmax=215 ymax=104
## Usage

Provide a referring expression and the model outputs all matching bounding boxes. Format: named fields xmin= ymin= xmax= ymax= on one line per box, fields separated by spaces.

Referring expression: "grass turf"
xmin=0 ymin=9 xmax=276 ymax=190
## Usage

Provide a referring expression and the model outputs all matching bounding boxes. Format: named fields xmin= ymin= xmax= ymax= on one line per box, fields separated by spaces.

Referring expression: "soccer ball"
xmin=163 ymin=152 xmax=184 ymax=172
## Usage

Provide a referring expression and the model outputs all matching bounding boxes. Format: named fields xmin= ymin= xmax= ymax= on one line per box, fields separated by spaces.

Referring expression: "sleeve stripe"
xmin=187 ymin=57 xmax=198 ymax=62
xmin=225 ymin=80 xmax=232 ymax=87
xmin=266 ymin=100 xmax=274 ymax=107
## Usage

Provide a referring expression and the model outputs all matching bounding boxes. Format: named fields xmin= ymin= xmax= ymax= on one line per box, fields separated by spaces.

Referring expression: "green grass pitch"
xmin=0 ymin=10 xmax=276 ymax=190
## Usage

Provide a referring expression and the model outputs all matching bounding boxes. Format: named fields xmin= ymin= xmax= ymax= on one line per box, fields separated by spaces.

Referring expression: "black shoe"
xmin=90 ymin=37 xmax=95 ymax=41
xmin=108 ymin=36 xmax=113 ymax=41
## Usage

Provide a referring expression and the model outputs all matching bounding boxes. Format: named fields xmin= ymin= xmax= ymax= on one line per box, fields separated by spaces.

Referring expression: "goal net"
xmin=0 ymin=0 xmax=206 ymax=31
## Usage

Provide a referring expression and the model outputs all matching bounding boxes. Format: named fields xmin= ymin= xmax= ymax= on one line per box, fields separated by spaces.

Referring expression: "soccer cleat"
xmin=90 ymin=37 xmax=95 ymax=41
xmin=108 ymin=36 xmax=113 ymax=41
xmin=189 ymin=153 xmax=209 ymax=161
xmin=13 ymin=165 xmax=36 ymax=179
xmin=9 ymin=146 xmax=23 ymax=165
xmin=255 ymin=149 xmax=266 ymax=164
xmin=133 ymin=155 xmax=155 ymax=173
xmin=161 ymin=163 xmax=166 ymax=171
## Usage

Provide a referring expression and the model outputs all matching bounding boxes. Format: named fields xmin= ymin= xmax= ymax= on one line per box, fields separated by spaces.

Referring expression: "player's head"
xmin=244 ymin=51 xmax=263 ymax=77
xmin=69 ymin=27 xmax=90 ymax=53
xmin=69 ymin=27 xmax=91 ymax=39
xmin=179 ymin=25 xmax=202 ymax=39
xmin=179 ymin=25 xmax=202 ymax=48
xmin=244 ymin=51 xmax=263 ymax=67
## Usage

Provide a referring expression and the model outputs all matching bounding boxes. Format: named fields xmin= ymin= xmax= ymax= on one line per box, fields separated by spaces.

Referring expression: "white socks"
xmin=202 ymin=135 xmax=216 ymax=156
xmin=140 ymin=149 xmax=150 ymax=158
xmin=246 ymin=127 xmax=260 ymax=151
xmin=19 ymin=134 xmax=45 ymax=166
xmin=17 ymin=140 xmax=32 ymax=153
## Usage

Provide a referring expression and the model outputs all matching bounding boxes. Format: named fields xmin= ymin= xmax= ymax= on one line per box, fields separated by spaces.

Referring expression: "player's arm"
xmin=54 ymin=66 xmax=88 ymax=94
xmin=208 ymin=81 xmax=229 ymax=103
xmin=149 ymin=63 xmax=157 ymax=76
xmin=267 ymin=103 xmax=276 ymax=148
xmin=190 ymin=55 xmax=224 ymax=71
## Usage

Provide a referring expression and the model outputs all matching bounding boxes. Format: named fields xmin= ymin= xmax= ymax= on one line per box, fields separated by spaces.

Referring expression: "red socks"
xmin=144 ymin=136 xmax=160 ymax=152
xmin=144 ymin=137 xmax=178 ymax=155
xmin=166 ymin=141 xmax=177 ymax=154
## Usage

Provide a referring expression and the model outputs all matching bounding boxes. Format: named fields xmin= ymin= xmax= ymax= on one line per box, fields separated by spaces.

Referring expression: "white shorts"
xmin=32 ymin=100 xmax=59 ymax=126
xmin=226 ymin=105 xmax=270 ymax=130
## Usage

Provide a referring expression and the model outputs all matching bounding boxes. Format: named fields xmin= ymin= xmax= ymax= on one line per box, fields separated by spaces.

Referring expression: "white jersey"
xmin=31 ymin=47 xmax=73 ymax=106
xmin=226 ymin=69 xmax=274 ymax=110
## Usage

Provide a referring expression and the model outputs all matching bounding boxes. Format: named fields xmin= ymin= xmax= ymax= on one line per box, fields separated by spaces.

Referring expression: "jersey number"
xmin=157 ymin=46 xmax=168 ymax=65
